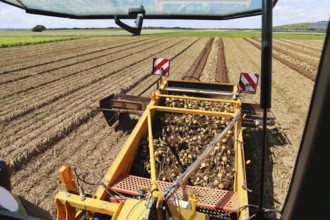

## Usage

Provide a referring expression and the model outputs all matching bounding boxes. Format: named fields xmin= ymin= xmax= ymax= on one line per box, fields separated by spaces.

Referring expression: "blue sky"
xmin=0 ymin=0 xmax=329 ymax=29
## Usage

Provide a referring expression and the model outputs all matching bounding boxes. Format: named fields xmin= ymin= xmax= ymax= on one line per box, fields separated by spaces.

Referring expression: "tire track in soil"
xmin=0 ymin=38 xmax=160 ymax=99
xmin=129 ymin=38 xmax=209 ymax=96
xmin=9 ymin=37 xmax=203 ymax=218
xmin=216 ymin=38 xmax=229 ymax=83
xmin=182 ymin=37 xmax=214 ymax=81
xmin=0 ymin=37 xmax=150 ymax=81
xmin=1 ymin=38 xmax=197 ymax=174
xmin=199 ymin=37 xmax=218 ymax=83
xmin=0 ymin=38 xmax=175 ymax=122
xmin=244 ymin=38 xmax=316 ymax=81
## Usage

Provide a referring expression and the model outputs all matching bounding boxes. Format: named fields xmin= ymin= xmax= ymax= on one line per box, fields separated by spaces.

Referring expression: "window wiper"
xmin=115 ymin=6 xmax=145 ymax=36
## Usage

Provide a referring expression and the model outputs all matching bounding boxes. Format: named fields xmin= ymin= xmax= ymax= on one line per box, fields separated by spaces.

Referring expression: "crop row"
xmin=280 ymin=39 xmax=322 ymax=53
xmin=8 ymin=37 xmax=207 ymax=217
xmin=0 ymin=37 xmax=150 ymax=77
xmin=0 ymin=36 xmax=84 ymax=48
xmin=273 ymin=39 xmax=321 ymax=58
xmin=1 ymin=37 xmax=110 ymax=64
xmin=245 ymin=38 xmax=317 ymax=81
xmin=0 ymin=38 xmax=200 ymax=173
xmin=0 ymin=38 xmax=175 ymax=121
xmin=0 ymin=38 xmax=184 ymax=149
xmin=0 ymin=38 xmax=160 ymax=98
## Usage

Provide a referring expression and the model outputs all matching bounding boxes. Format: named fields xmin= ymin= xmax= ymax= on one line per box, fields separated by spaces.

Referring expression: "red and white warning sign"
xmin=152 ymin=57 xmax=170 ymax=77
xmin=238 ymin=72 xmax=260 ymax=93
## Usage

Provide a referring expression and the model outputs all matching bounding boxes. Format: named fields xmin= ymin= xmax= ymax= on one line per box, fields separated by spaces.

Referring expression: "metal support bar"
xmin=147 ymin=109 xmax=158 ymax=195
xmin=150 ymin=105 xmax=236 ymax=118
xmin=260 ymin=0 xmax=272 ymax=109
xmin=55 ymin=191 xmax=123 ymax=220
xmin=156 ymin=93 xmax=240 ymax=105
xmin=58 ymin=164 xmax=79 ymax=194
xmin=258 ymin=0 xmax=273 ymax=219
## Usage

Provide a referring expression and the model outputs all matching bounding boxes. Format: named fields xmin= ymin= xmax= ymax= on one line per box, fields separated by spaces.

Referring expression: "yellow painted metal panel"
xmin=236 ymin=130 xmax=250 ymax=220
xmin=56 ymin=191 xmax=121 ymax=216
xmin=116 ymin=199 xmax=148 ymax=220
xmin=94 ymin=100 xmax=155 ymax=200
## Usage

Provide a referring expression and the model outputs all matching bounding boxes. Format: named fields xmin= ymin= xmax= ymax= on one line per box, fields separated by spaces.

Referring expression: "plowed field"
xmin=0 ymin=36 xmax=324 ymax=218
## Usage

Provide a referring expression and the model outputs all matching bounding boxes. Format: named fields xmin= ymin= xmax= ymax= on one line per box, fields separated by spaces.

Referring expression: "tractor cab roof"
xmin=1 ymin=0 xmax=277 ymax=20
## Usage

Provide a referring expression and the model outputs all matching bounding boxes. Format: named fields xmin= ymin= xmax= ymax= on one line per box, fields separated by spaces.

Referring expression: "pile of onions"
xmin=136 ymin=98 xmax=236 ymax=191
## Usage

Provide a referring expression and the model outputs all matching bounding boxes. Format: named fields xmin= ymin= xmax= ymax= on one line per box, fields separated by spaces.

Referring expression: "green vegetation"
xmin=0 ymin=29 xmax=176 ymax=37
xmin=0 ymin=28 xmax=325 ymax=48
xmin=32 ymin=25 xmax=46 ymax=32
xmin=148 ymin=30 xmax=262 ymax=38
xmin=273 ymin=32 xmax=326 ymax=40
xmin=274 ymin=23 xmax=310 ymax=31
xmin=149 ymin=30 xmax=326 ymax=40
xmin=0 ymin=36 xmax=84 ymax=48
xmin=274 ymin=21 xmax=328 ymax=32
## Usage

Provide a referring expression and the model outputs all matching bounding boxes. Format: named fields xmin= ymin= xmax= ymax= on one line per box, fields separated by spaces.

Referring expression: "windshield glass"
xmin=1 ymin=0 xmax=276 ymax=18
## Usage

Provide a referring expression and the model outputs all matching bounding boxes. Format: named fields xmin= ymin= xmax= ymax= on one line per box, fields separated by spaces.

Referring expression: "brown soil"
xmin=244 ymin=38 xmax=317 ymax=81
xmin=216 ymin=38 xmax=229 ymax=83
xmin=0 ymin=36 xmax=324 ymax=219
xmin=183 ymin=37 xmax=214 ymax=81
xmin=223 ymin=38 xmax=319 ymax=218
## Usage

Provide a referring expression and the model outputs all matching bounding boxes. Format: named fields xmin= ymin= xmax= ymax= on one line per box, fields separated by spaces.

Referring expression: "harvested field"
xmin=0 ymin=36 xmax=324 ymax=219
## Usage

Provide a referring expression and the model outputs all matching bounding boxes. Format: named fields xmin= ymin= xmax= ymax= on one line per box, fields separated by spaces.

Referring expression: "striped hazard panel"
xmin=152 ymin=57 xmax=170 ymax=77
xmin=238 ymin=72 xmax=259 ymax=93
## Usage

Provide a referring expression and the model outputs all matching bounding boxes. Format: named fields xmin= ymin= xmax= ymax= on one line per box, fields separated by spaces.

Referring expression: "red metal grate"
xmin=112 ymin=175 xmax=239 ymax=212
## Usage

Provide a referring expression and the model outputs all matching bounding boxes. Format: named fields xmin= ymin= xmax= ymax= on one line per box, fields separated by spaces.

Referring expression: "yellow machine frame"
xmin=55 ymin=79 xmax=249 ymax=220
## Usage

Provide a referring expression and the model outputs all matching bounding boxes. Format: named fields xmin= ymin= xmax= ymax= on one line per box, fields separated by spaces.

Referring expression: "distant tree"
xmin=32 ymin=25 xmax=46 ymax=32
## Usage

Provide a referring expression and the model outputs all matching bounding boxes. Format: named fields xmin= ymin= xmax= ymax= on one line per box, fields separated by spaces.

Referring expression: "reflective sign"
xmin=238 ymin=72 xmax=259 ymax=93
xmin=152 ymin=58 xmax=170 ymax=77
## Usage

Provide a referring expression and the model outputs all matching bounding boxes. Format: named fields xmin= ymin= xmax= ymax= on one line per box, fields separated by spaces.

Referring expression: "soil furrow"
xmin=0 ymin=38 xmax=161 ymax=98
xmin=1 ymin=38 xmax=197 ymax=174
xmin=9 ymin=38 xmax=205 ymax=218
xmin=273 ymin=39 xmax=321 ymax=58
xmin=270 ymin=40 xmax=320 ymax=68
xmin=216 ymin=38 xmax=229 ymax=83
xmin=3 ymin=36 xmax=322 ymax=220
xmin=224 ymin=37 xmax=314 ymax=213
xmin=0 ymin=37 xmax=150 ymax=79
xmin=280 ymin=39 xmax=322 ymax=53
xmin=0 ymin=38 xmax=115 ymax=65
xmin=10 ymin=113 xmax=124 ymax=216
xmin=1 ymin=38 xmax=195 ymax=144
xmin=200 ymin=37 xmax=219 ymax=82
xmin=129 ymin=38 xmax=208 ymax=96
xmin=183 ymin=37 xmax=214 ymax=81
xmin=0 ymin=38 xmax=179 ymax=122
xmin=244 ymin=38 xmax=316 ymax=81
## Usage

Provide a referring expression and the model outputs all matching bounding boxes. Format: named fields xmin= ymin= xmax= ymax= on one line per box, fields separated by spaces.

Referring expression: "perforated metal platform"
xmin=112 ymin=175 xmax=240 ymax=212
